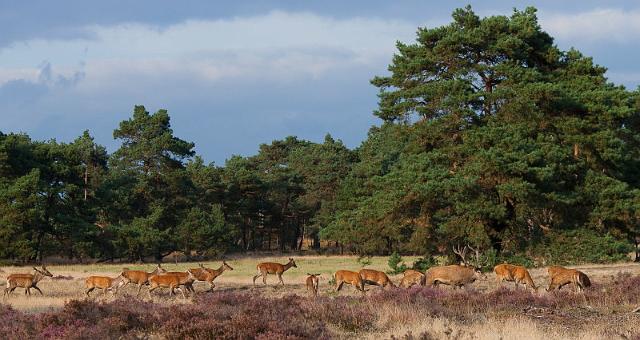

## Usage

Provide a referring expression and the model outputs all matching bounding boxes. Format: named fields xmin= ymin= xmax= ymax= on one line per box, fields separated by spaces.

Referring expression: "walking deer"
xmin=198 ymin=261 xmax=234 ymax=291
xmin=359 ymin=269 xmax=395 ymax=288
xmin=4 ymin=265 xmax=54 ymax=297
xmin=399 ymin=269 xmax=426 ymax=288
xmin=85 ymin=273 xmax=130 ymax=297
xmin=425 ymin=245 xmax=486 ymax=288
xmin=334 ymin=270 xmax=366 ymax=293
xmin=305 ymin=273 xmax=321 ymax=296
xmin=148 ymin=269 xmax=197 ymax=299
xmin=122 ymin=264 xmax=167 ymax=296
xmin=253 ymin=258 xmax=297 ymax=286
xmin=546 ymin=266 xmax=591 ymax=292
xmin=494 ymin=264 xmax=537 ymax=291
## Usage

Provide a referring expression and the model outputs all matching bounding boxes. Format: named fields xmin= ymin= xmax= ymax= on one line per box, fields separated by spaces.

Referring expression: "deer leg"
xmin=148 ymin=286 xmax=157 ymax=299
xmin=85 ymin=287 xmax=94 ymax=297
xmin=33 ymin=286 xmax=43 ymax=295
xmin=136 ymin=283 xmax=143 ymax=297
xmin=178 ymin=287 xmax=186 ymax=299
xmin=336 ymin=281 xmax=344 ymax=291
xmin=262 ymin=273 xmax=267 ymax=285
xmin=208 ymin=281 xmax=215 ymax=292
xmin=252 ymin=274 xmax=261 ymax=287
xmin=278 ymin=273 xmax=284 ymax=285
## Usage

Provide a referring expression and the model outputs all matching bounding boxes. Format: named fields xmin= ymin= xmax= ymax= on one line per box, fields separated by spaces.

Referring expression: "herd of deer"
xmin=1 ymin=248 xmax=594 ymax=300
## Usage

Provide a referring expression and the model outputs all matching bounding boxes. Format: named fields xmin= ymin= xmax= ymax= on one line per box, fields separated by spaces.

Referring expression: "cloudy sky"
xmin=1 ymin=1 xmax=639 ymax=164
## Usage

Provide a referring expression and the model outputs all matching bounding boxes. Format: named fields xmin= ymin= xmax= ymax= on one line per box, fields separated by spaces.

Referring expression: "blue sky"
xmin=1 ymin=1 xmax=639 ymax=164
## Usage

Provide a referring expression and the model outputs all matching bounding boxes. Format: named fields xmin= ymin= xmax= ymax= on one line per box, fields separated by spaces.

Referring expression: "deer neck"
xmin=283 ymin=262 xmax=294 ymax=272
xmin=32 ymin=271 xmax=44 ymax=284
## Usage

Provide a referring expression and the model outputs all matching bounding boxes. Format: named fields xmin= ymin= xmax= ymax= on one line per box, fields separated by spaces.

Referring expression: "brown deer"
xmin=334 ymin=270 xmax=365 ymax=293
xmin=253 ymin=258 xmax=297 ymax=286
xmin=148 ymin=269 xmax=197 ymax=299
xmin=122 ymin=264 xmax=167 ymax=296
xmin=494 ymin=264 xmax=537 ymax=291
xmin=305 ymin=273 xmax=321 ymax=296
xmin=199 ymin=261 xmax=234 ymax=291
xmin=399 ymin=269 xmax=426 ymax=288
xmin=359 ymin=269 xmax=395 ymax=288
xmin=546 ymin=266 xmax=591 ymax=292
xmin=425 ymin=245 xmax=486 ymax=289
xmin=85 ymin=273 xmax=130 ymax=297
xmin=4 ymin=265 xmax=54 ymax=297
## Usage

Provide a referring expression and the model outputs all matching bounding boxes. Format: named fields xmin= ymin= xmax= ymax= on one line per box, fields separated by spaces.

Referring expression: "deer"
xmin=148 ymin=269 xmax=197 ymax=299
xmin=425 ymin=245 xmax=486 ymax=289
xmin=546 ymin=266 xmax=591 ymax=292
xmin=252 ymin=258 xmax=297 ymax=286
xmin=334 ymin=270 xmax=366 ymax=293
xmin=4 ymin=265 xmax=54 ymax=297
xmin=198 ymin=261 xmax=234 ymax=292
xmin=305 ymin=273 xmax=321 ymax=297
xmin=494 ymin=264 xmax=537 ymax=291
xmin=121 ymin=264 xmax=167 ymax=296
xmin=399 ymin=269 xmax=426 ymax=288
xmin=85 ymin=273 xmax=130 ymax=297
xmin=359 ymin=268 xmax=395 ymax=289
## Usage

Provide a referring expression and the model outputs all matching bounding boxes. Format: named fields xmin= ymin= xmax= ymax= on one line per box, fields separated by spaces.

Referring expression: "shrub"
xmin=411 ymin=256 xmax=436 ymax=272
xmin=540 ymin=229 xmax=632 ymax=265
xmin=387 ymin=251 xmax=408 ymax=274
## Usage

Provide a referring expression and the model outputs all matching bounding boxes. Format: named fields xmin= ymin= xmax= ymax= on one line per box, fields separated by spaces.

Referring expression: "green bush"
xmin=540 ymin=229 xmax=632 ymax=265
xmin=386 ymin=252 xmax=408 ymax=274
xmin=411 ymin=256 xmax=436 ymax=272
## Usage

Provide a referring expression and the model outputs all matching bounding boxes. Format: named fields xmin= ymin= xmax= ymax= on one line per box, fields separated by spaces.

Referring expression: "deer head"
xmin=289 ymin=258 xmax=297 ymax=268
xmin=222 ymin=261 xmax=234 ymax=271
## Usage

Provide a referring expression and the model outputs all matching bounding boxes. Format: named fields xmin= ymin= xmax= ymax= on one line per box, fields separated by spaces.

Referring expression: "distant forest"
xmin=1 ymin=6 xmax=639 ymax=264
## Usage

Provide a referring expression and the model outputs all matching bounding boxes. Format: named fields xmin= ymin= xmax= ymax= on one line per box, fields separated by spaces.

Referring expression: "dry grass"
xmin=1 ymin=256 xmax=640 ymax=339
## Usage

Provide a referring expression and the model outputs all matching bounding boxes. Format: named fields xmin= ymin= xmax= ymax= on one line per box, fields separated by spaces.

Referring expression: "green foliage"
xmin=387 ymin=251 xmax=408 ymax=274
xmin=411 ymin=256 xmax=437 ymax=272
xmin=357 ymin=255 xmax=372 ymax=267
xmin=539 ymin=229 xmax=633 ymax=265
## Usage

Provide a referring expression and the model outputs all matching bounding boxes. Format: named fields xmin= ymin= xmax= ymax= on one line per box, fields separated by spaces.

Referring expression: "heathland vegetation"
xmin=1 ymin=6 xmax=640 ymax=267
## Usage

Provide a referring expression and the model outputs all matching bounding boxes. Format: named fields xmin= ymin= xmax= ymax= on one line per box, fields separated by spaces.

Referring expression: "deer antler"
xmin=467 ymin=245 xmax=483 ymax=269
xmin=452 ymin=244 xmax=468 ymax=265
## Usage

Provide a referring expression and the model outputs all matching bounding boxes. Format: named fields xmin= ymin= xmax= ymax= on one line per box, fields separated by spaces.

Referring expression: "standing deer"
xmin=546 ymin=266 xmax=591 ymax=292
xmin=85 ymin=273 xmax=130 ymax=297
xmin=425 ymin=245 xmax=486 ymax=289
xmin=334 ymin=270 xmax=366 ymax=293
xmin=305 ymin=273 xmax=321 ymax=297
xmin=253 ymin=258 xmax=297 ymax=286
xmin=494 ymin=264 xmax=537 ymax=291
xmin=359 ymin=269 xmax=395 ymax=288
xmin=399 ymin=269 xmax=426 ymax=288
xmin=148 ymin=269 xmax=197 ymax=299
xmin=122 ymin=264 xmax=166 ymax=296
xmin=4 ymin=265 xmax=54 ymax=297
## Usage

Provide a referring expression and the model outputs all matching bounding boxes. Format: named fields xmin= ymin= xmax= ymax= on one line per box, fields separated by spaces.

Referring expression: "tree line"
xmin=1 ymin=6 xmax=640 ymax=264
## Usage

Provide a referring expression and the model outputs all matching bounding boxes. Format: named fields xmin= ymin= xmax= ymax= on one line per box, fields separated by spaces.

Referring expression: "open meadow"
xmin=1 ymin=256 xmax=640 ymax=339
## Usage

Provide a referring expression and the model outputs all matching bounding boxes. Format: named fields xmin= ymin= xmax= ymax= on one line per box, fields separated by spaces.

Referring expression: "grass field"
xmin=1 ymin=256 xmax=640 ymax=339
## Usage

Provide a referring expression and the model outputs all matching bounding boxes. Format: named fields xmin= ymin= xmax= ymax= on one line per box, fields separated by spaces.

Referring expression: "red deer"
xmin=199 ymin=261 xmax=234 ymax=292
xmin=494 ymin=264 xmax=537 ymax=291
xmin=4 ymin=266 xmax=54 ymax=297
xmin=148 ymin=269 xmax=197 ymax=299
xmin=85 ymin=273 xmax=130 ymax=297
xmin=359 ymin=269 xmax=395 ymax=288
xmin=253 ymin=258 xmax=297 ymax=286
xmin=334 ymin=270 xmax=365 ymax=293
xmin=399 ymin=269 xmax=426 ymax=288
xmin=546 ymin=266 xmax=591 ymax=292
xmin=305 ymin=273 xmax=321 ymax=296
xmin=122 ymin=264 xmax=166 ymax=296
xmin=425 ymin=245 xmax=486 ymax=289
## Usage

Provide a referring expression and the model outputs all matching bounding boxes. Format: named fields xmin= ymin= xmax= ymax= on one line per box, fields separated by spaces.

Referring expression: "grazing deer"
xmin=334 ymin=270 xmax=365 ymax=293
xmin=359 ymin=269 xmax=395 ymax=288
xmin=399 ymin=269 xmax=426 ymax=288
xmin=494 ymin=264 xmax=537 ymax=291
xmin=546 ymin=266 xmax=591 ymax=292
xmin=199 ymin=261 xmax=234 ymax=292
xmin=85 ymin=273 xmax=130 ymax=297
xmin=122 ymin=264 xmax=167 ymax=296
xmin=148 ymin=269 xmax=197 ymax=299
xmin=425 ymin=245 xmax=486 ymax=289
xmin=305 ymin=273 xmax=321 ymax=296
xmin=4 ymin=265 xmax=54 ymax=297
xmin=253 ymin=258 xmax=297 ymax=286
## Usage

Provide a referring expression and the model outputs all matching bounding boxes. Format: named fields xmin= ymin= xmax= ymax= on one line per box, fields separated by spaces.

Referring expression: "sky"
xmin=1 ymin=1 xmax=640 ymax=165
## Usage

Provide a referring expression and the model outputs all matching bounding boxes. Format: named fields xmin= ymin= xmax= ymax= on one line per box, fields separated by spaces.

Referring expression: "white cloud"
xmin=541 ymin=8 xmax=640 ymax=44
xmin=0 ymin=11 xmax=418 ymax=88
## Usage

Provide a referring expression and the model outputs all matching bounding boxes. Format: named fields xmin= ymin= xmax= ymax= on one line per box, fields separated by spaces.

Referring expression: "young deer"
xmin=546 ymin=266 xmax=591 ymax=292
xmin=4 ymin=266 xmax=54 ymax=297
xmin=305 ymin=273 xmax=321 ymax=296
xmin=399 ymin=269 xmax=426 ymax=288
xmin=85 ymin=273 xmax=130 ymax=297
xmin=122 ymin=264 xmax=167 ymax=296
xmin=253 ymin=258 xmax=297 ymax=286
xmin=199 ymin=261 xmax=234 ymax=292
xmin=148 ymin=269 xmax=197 ymax=299
xmin=494 ymin=264 xmax=537 ymax=291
